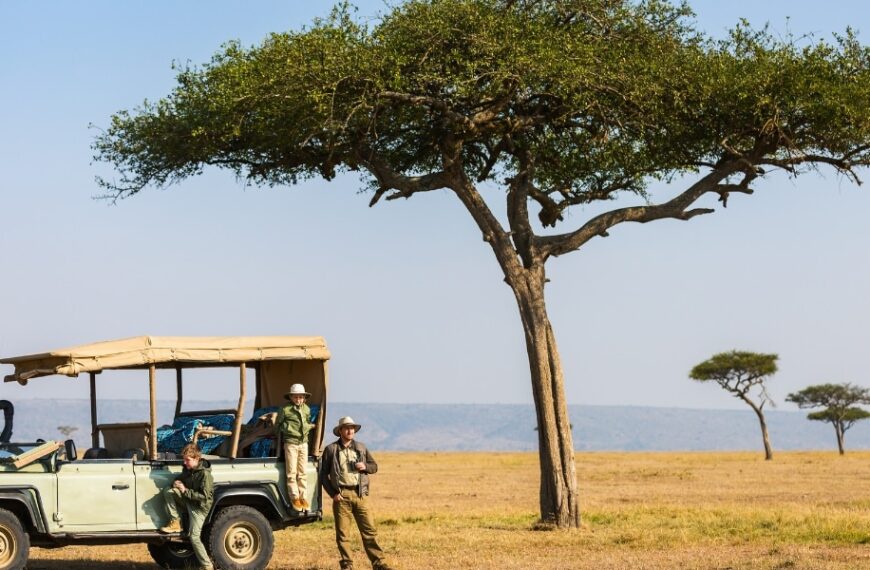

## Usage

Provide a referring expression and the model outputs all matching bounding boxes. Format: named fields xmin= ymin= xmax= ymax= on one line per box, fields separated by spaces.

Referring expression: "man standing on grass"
xmin=319 ymin=416 xmax=394 ymax=570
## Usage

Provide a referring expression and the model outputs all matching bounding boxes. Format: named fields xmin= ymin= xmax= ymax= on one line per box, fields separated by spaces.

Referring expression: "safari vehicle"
xmin=0 ymin=335 xmax=330 ymax=570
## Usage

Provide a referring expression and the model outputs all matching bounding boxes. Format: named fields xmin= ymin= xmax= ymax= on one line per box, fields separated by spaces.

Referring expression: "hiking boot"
xmin=159 ymin=519 xmax=182 ymax=533
xmin=292 ymin=496 xmax=305 ymax=510
xmin=300 ymin=497 xmax=310 ymax=510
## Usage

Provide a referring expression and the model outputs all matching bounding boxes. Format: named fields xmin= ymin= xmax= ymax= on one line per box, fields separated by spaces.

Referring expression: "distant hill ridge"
xmin=8 ymin=399 xmax=869 ymax=452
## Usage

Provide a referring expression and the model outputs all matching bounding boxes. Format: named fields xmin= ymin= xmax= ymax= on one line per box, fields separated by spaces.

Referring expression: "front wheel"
xmin=0 ymin=508 xmax=28 ymax=570
xmin=147 ymin=541 xmax=198 ymax=569
xmin=208 ymin=505 xmax=274 ymax=570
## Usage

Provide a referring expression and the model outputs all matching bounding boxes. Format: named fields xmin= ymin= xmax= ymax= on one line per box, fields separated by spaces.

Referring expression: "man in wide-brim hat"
xmin=332 ymin=416 xmax=361 ymax=437
xmin=274 ymin=383 xmax=314 ymax=510
xmin=319 ymin=416 xmax=394 ymax=570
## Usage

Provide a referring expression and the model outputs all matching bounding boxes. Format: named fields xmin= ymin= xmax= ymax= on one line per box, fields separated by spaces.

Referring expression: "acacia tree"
xmin=786 ymin=383 xmax=870 ymax=455
xmin=57 ymin=425 xmax=79 ymax=438
xmin=93 ymin=1 xmax=870 ymax=527
xmin=689 ymin=351 xmax=778 ymax=460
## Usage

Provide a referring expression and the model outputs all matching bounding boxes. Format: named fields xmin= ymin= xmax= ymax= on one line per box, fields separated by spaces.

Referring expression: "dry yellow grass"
xmin=28 ymin=451 xmax=870 ymax=569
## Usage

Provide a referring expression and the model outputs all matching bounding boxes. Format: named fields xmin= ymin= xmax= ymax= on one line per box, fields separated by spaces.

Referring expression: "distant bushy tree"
xmin=690 ymin=351 xmax=778 ymax=460
xmin=57 ymin=425 xmax=79 ymax=438
xmin=786 ymin=383 xmax=870 ymax=455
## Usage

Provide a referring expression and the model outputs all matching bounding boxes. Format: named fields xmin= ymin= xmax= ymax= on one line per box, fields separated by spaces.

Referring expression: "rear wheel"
xmin=147 ymin=541 xmax=198 ymax=569
xmin=0 ymin=508 xmax=28 ymax=570
xmin=208 ymin=505 xmax=274 ymax=570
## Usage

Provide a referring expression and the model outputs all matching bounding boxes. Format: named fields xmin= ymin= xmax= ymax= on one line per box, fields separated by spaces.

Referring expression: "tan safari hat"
xmin=284 ymin=383 xmax=311 ymax=400
xmin=333 ymin=416 xmax=362 ymax=437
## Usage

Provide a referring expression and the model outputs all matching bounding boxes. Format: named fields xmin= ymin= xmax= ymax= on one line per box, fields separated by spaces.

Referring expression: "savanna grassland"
xmin=28 ymin=451 xmax=870 ymax=569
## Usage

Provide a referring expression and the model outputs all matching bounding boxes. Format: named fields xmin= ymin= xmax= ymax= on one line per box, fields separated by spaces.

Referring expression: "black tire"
xmin=208 ymin=505 xmax=274 ymax=570
xmin=0 ymin=508 xmax=28 ymax=570
xmin=147 ymin=541 xmax=198 ymax=569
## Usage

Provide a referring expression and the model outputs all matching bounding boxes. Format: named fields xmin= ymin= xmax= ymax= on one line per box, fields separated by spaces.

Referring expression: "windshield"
xmin=0 ymin=442 xmax=46 ymax=459
xmin=0 ymin=441 xmax=59 ymax=467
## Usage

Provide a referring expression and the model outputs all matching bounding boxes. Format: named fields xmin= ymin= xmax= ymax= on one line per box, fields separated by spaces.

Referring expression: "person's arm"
xmin=318 ymin=446 xmax=340 ymax=499
xmin=184 ymin=470 xmax=214 ymax=506
xmin=356 ymin=444 xmax=378 ymax=475
xmin=272 ymin=407 xmax=285 ymax=435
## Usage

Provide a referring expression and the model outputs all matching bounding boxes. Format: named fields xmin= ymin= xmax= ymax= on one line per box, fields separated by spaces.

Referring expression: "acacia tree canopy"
xmin=94 ymin=0 xmax=870 ymax=240
xmin=689 ymin=351 xmax=778 ymax=402
xmin=786 ymin=383 xmax=870 ymax=424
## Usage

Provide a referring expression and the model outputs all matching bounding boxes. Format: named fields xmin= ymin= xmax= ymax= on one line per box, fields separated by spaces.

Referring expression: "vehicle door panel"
xmin=56 ymin=459 xmax=137 ymax=530
xmin=134 ymin=460 xmax=181 ymax=530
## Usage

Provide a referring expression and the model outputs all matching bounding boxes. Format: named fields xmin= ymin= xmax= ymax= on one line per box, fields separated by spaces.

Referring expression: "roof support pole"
xmin=174 ymin=366 xmax=183 ymax=419
xmin=89 ymin=372 xmax=99 ymax=449
xmin=149 ymin=365 xmax=157 ymax=459
xmin=230 ymin=363 xmax=246 ymax=459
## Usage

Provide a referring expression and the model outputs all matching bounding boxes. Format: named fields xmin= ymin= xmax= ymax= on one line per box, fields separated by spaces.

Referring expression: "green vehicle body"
xmin=0 ymin=446 xmax=319 ymax=536
xmin=0 ymin=336 xmax=331 ymax=570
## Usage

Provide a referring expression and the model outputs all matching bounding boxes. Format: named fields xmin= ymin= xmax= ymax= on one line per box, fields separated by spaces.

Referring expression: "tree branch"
xmin=759 ymin=148 xmax=870 ymax=185
xmin=537 ymin=166 xmax=739 ymax=259
xmin=353 ymin=145 xmax=451 ymax=206
xmin=378 ymin=91 xmax=476 ymax=132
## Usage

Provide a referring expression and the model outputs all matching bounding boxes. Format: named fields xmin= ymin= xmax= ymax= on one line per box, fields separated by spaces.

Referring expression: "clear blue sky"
xmin=0 ymin=1 xmax=868 ymax=411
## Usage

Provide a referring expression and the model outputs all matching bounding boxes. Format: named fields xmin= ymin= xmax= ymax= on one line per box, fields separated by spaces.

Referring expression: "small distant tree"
xmin=57 ymin=425 xmax=79 ymax=438
xmin=786 ymin=383 xmax=870 ymax=455
xmin=690 ymin=351 xmax=778 ymax=460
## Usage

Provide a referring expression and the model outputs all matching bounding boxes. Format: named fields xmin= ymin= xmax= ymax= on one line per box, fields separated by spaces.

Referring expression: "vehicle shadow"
xmin=27 ymin=561 xmax=157 ymax=569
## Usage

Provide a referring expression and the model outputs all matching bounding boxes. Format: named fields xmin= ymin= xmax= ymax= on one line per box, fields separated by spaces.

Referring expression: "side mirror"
xmin=64 ymin=439 xmax=77 ymax=461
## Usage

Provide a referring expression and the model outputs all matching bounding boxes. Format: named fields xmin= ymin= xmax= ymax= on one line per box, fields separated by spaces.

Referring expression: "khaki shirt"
xmin=337 ymin=444 xmax=360 ymax=487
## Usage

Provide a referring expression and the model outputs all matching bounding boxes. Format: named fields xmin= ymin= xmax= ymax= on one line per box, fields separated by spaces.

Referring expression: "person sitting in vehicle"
xmin=273 ymin=383 xmax=314 ymax=510
xmin=159 ymin=443 xmax=214 ymax=570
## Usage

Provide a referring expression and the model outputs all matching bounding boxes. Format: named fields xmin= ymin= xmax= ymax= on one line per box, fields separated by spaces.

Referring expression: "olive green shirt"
xmin=274 ymin=402 xmax=312 ymax=444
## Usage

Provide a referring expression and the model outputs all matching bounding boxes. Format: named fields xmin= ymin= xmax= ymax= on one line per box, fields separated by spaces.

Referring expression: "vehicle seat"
xmin=122 ymin=447 xmax=145 ymax=460
xmin=83 ymin=447 xmax=109 ymax=459
xmin=96 ymin=422 xmax=150 ymax=459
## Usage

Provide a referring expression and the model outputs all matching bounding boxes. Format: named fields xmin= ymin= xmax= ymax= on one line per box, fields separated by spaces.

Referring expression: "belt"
xmin=339 ymin=485 xmax=358 ymax=489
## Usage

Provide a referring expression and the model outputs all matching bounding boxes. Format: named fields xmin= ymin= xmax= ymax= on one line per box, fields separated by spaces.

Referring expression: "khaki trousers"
xmin=283 ymin=441 xmax=308 ymax=499
xmin=333 ymin=488 xmax=386 ymax=568
xmin=163 ymin=487 xmax=211 ymax=568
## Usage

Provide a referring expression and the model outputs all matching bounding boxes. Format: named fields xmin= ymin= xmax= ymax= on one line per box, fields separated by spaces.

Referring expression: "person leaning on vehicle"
xmin=159 ymin=443 xmax=214 ymax=570
xmin=319 ymin=416 xmax=394 ymax=570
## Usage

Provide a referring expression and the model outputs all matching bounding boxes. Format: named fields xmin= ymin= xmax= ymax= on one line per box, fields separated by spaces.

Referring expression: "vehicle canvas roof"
xmin=1 ymin=335 xmax=331 ymax=383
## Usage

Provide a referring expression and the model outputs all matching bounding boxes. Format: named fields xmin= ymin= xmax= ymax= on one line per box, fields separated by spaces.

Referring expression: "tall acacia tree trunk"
xmin=450 ymin=168 xmax=580 ymax=527
xmin=507 ymin=263 xmax=580 ymax=527
xmin=742 ymin=397 xmax=773 ymax=460
xmin=834 ymin=422 xmax=845 ymax=455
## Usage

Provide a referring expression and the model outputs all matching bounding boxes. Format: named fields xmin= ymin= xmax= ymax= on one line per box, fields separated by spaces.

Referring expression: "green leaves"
xmin=786 ymin=383 xmax=870 ymax=422
xmin=94 ymin=0 xmax=870 ymax=221
xmin=689 ymin=351 xmax=779 ymax=384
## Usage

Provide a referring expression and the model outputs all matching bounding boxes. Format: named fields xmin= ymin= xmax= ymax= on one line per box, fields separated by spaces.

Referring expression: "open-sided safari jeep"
xmin=0 ymin=335 xmax=330 ymax=570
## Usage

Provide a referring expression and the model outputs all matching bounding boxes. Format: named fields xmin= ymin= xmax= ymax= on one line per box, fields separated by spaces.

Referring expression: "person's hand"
xmin=354 ymin=462 xmax=366 ymax=472
xmin=174 ymin=480 xmax=186 ymax=493
xmin=333 ymin=493 xmax=342 ymax=502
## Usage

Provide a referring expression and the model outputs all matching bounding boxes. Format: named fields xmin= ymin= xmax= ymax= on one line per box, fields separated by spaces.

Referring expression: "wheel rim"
xmin=223 ymin=521 xmax=261 ymax=564
xmin=0 ymin=524 xmax=17 ymax=565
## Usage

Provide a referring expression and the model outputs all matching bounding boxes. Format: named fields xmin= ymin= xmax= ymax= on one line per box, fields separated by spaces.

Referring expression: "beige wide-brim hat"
xmin=284 ymin=383 xmax=311 ymax=401
xmin=333 ymin=416 xmax=362 ymax=437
